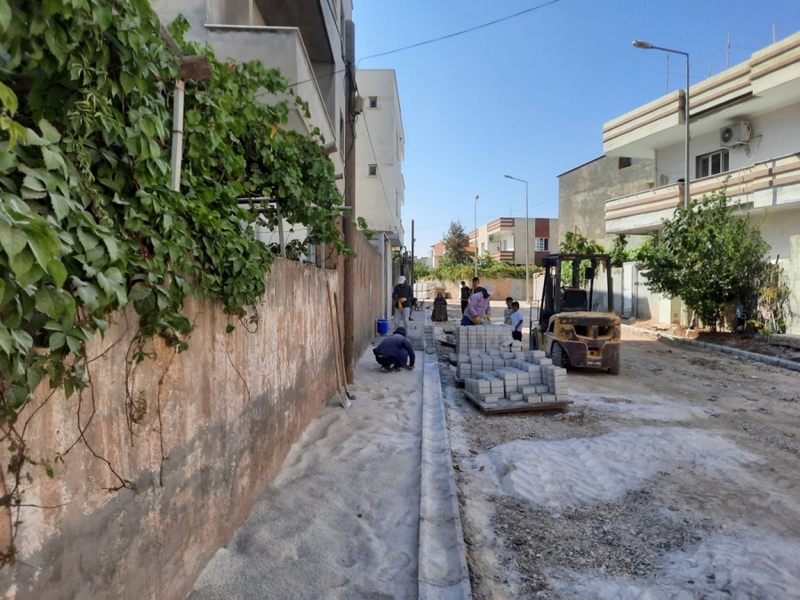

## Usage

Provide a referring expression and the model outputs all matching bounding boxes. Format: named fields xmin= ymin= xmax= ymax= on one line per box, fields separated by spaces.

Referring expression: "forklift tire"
xmin=608 ymin=360 xmax=620 ymax=375
xmin=551 ymin=343 xmax=567 ymax=368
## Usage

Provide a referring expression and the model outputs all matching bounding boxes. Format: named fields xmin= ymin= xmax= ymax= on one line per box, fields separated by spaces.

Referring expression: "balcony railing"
xmin=487 ymin=218 xmax=515 ymax=233
xmin=490 ymin=250 xmax=516 ymax=263
xmin=606 ymin=152 xmax=800 ymax=234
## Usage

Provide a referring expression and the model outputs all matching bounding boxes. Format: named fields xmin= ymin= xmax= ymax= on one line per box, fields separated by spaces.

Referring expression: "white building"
xmin=355 ymin=69 xmax=405 ymax=318
xmin=151 ymin=0 xmax=352 ymax=259
xmin=603 ymin=31 xmax=800 ymax=333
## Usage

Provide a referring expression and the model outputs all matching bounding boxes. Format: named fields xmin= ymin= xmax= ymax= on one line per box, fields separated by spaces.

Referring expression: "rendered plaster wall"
xmin=351 ymin=229 xmax=384 ymax=358
xmin=0 ymin=259 xmax=340 ymax=600
xmin=558 ymin=155 xmax=655 ymax=248
xmin=789 ymin=235 xmax=800 ymax=335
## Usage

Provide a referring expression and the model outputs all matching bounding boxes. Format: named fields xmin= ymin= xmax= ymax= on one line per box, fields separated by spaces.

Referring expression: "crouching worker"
xmin=373 ymin=327 xmax=415 ymax=372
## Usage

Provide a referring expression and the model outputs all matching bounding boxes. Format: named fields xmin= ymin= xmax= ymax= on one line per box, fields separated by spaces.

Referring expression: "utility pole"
xmin=410 ymin=220 xmax=415 ymax=291
xmin=342 ymin=19 xmax=356 ymax=383
xmin=473 ymin=195 xmax=479 ymax=278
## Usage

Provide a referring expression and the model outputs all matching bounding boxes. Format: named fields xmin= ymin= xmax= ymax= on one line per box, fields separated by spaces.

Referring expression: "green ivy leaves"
xmin=0 ymin=1 xmax=350 ymax=435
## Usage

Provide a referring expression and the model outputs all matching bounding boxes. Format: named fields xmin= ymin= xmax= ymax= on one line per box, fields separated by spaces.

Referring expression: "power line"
xmin=356 ymin=0 xmax=562 ymax=65
xmin=263 ymin=1 xmax=562 ymax=93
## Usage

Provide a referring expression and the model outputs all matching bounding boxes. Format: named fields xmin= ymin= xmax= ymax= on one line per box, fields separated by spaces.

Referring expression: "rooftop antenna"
xmin=665 ymin=54 xmax=670 ymax=92
xmin=772 ymin=24 xmax=777 ymax=44
xmin=726 ymin=33 xmax=731 ymax=68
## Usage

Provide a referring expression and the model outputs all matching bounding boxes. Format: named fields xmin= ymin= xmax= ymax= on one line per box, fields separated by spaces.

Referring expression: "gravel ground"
xmin=439 ymin=331 xmax=800 ymax=599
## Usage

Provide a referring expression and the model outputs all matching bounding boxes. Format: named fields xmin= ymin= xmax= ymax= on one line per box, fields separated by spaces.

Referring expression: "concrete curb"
xmin=622 ymin=324 xmax=800 ymax=373
xmin=418 ymin=355 xmax=472 ymax=600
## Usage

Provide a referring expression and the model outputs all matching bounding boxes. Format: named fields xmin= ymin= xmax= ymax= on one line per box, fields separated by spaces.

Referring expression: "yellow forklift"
xmin=533 ymin=254 xmax=621 ymax=374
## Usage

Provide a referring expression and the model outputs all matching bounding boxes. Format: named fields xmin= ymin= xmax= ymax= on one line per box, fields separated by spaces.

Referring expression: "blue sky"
xmin=352 ymin=0 xmax=800 ymax=255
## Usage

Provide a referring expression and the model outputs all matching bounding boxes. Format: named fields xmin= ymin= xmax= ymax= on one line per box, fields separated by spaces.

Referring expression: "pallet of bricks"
xmin=456 ymin=324 xmax=570 ymax=412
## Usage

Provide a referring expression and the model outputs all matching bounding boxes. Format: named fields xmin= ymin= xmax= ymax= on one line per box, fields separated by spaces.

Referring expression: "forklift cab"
xmin=533 ymin=254 xmax=621 ymax=373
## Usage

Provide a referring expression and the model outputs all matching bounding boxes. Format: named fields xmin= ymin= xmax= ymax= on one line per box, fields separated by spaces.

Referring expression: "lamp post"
xmin=633 ymin=39 xmax=690 ymax=209
xmin=473 ymin=194 xmax=479 ymax=278
xmin=504 ymin=174 xmax=530 ymax=303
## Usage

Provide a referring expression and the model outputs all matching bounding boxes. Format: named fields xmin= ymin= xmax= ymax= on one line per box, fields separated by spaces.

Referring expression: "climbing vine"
xmin=0 ymin=0 xmax=351 ymax=560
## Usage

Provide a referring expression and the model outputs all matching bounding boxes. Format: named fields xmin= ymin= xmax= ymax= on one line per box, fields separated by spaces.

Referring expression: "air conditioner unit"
xmin=720 ymin=121 xmax=751 ymax=147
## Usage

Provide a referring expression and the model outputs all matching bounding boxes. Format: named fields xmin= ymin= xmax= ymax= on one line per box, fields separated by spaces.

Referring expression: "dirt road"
xmin=442 ymin=331 xmax=800 ymax=599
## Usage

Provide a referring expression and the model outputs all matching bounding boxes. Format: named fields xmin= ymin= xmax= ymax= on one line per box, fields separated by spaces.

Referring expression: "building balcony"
xmin=487 ymin=217 xmax=516 ymax=233
xmin=490 ymin=250 xmax=516 ymax=263
xmin=603 ymin=32 xmax=800 ymax=159
xmin=606 ymin=152 xmax=800 ymax=234
xmin=204 ymin=25 xmax=337 ymax=152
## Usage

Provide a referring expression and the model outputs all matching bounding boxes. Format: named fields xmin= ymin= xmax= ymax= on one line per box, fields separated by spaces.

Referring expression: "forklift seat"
xmin=560 ymin=288 xmax=588 ymax=311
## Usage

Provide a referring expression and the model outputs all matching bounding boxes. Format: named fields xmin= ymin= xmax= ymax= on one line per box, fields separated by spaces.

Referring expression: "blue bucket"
xmin=376 ymin=318 xmax=389 ymax=335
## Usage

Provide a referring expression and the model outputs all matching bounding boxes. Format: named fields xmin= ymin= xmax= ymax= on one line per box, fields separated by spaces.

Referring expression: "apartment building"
xmin=469 ymin=217 xmax=559 ymax=267
xmin=151 ymin=0 xmax=352 ymax=256
xmin=602 ymin=31 xmax=800 ymax=332
xmin=354 ymin=70 xmax=405 ymax=317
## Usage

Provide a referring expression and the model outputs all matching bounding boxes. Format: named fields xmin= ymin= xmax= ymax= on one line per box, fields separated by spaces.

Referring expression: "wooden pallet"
xmin=463 ymin=390 xmax=571 ymax=415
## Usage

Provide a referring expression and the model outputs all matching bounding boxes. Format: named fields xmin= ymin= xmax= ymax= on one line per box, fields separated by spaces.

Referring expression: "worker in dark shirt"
xmin=373 ymin=327 xmax=415 ymax=372
xmin=459 ymin=281 xmax=471 ymax=314
xmin=392 ymin=275 xmax=413 ymax=330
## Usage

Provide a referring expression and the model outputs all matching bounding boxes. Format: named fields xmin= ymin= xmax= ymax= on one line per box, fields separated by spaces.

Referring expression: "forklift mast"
xmin=538 ymin=254 xmax=613 ymax=328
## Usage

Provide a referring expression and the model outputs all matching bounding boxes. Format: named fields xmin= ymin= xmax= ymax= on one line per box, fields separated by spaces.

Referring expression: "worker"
xmin=459 ymin=281 xmax=471 ymax=314
xmin=392 ymin=275 xmax=412 ymax=331
xmin=461 ymin=285 xmax=492 ymax=326
xmin=373 ymin=327 xmax=415 ymax=372
xmin=431 ymin=292 xmax=448 ymax=322
xmin=503 ymin=297 xmax=514 ymax=325
xmin=510 ymin=301 xmax=523 ymax=341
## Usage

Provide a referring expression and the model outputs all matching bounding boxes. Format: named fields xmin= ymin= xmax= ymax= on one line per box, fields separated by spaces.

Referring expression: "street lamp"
xmin=473 ymin=194 xmax=479 ymax=278
xmin=504 ymin=174 xmax=529 ymax=303
xmin=633 ymin=39 xmax=691 ymax=209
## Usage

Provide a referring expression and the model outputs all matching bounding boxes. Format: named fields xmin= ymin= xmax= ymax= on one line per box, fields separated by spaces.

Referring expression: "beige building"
xmin=469 ymin=217 xmax=559 ymax=268
xmin=602 ymin=31 xmax=800 ymax=333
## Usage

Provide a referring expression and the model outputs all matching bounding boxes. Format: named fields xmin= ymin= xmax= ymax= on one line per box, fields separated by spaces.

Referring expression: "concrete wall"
xmin=789 ymin=235 xmax=800 ymax=335
xmin=351 ymin=230 xmax=384 ymax=357
xmin=0 ymin=260 xmax=343 ymax=600
xmin=558 ymin=155 xmax=655 ymax=248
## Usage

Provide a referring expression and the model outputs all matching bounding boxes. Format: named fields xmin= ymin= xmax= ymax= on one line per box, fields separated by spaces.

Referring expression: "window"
xmin=617 ymin=157 xmax=641 ymax=169
xmin=696 ymin=149 xmax=729 ymax=178
xmin=535 ymin=238 xmax=549 ymax=252
xmin=368 ymin=164 xmax=377 ymax=176
xmin=369 ymin=96 xmax=378 ymax=108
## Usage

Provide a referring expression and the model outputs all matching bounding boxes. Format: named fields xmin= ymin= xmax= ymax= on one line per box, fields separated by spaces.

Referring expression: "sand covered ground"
xmin=442 ymin=330 xmax=800 ymax=599
xmin=189 ymin=350 xmax=424 ymax=600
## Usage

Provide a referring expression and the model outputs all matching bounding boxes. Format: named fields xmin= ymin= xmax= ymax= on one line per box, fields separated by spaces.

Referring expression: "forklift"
xmin=532 ymin=254 xmax=621 ymax=374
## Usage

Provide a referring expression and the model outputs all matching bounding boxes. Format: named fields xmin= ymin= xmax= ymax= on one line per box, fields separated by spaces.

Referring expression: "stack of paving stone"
xmin=455 ymin=324 xmax=569 ymax=410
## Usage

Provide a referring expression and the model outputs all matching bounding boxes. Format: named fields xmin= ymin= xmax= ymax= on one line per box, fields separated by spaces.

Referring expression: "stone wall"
xmin=0 ymin=259 xmax=344 ymax=600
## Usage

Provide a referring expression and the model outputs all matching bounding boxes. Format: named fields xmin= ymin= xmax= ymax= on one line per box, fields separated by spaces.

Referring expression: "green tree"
xmin=633 ymin=234 xmax=657 ymax=265
xmin=609 ymin=234 xmax=632 ymax=267
xmin=640 ymin=190 xmax=769 ymax=330
xmin=412 ymin=262 xmax=433 ymax=279
xmin=560 ymin=230 xmax=606 ymax=255
xmin=559 ymin=230 xmax=606 ymax=284
xmin=442 ymin=221 xmax=471 ymax=264
xmin=477 ymin=250 xmax=495 ymax=271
